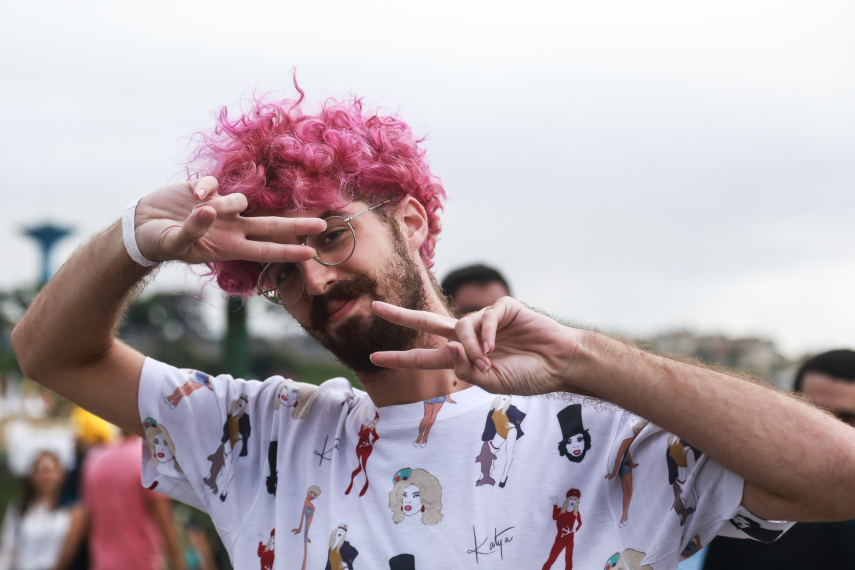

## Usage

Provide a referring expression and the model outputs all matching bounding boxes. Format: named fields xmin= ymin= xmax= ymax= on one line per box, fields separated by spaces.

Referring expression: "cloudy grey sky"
xmin=2 ymin=0 xmax=853 ymax=356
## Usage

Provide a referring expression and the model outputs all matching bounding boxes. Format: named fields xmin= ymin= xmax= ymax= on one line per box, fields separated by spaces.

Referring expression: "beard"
xmin=300 ymin=226 xmax=430 ymax=374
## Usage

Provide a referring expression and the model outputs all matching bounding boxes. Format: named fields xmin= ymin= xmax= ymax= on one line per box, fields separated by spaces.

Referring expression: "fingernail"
xmin=475 ymin=358 xmax=490 ymax=373
xmin=195 ymin=190 xmax=204 ymax=199
xmin=449 ymin=344 xmax=460 ymax=359
xmin=483 ymin=341 xmax=490 ymax=355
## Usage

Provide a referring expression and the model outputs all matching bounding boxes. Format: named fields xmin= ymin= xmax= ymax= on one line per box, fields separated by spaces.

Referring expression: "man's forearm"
xmin=568 ymin=330 xmax=855 ymax=521
xmin=13 ymin=222 xmax=151 ymax=378
xmin=12 ymin=222 xmax=153 ymax=433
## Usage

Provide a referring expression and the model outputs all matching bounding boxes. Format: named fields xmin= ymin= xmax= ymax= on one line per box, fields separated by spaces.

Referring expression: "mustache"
xmin=309 ymin=275 xmax=379 ymax=330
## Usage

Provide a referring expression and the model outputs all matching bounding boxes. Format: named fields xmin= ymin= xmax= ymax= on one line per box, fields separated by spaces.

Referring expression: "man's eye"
xmin=321 ymin=229 xmax=346 ymax=245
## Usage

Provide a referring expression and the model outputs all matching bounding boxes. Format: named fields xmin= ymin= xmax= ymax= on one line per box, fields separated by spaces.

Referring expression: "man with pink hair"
xmin=12 ymin=88 xmax=855 ymax=569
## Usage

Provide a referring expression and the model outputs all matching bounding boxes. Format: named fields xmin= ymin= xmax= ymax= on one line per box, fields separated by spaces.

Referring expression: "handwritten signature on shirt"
xmin=313 ymin=435 xmax=341 ymax=466
xmin=467 ymin=526 xmax=514 ymax=563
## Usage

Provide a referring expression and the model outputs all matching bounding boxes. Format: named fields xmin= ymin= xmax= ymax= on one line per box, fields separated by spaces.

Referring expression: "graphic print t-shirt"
xmin=137 ymin=358 xmax=792 ymax=570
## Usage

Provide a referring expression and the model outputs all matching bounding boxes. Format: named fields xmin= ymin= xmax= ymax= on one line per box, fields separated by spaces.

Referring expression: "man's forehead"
xmin=801 ymin=371 xmax=855 ymax=411
xmin=248 ymin=201 xmax=369 ymax=219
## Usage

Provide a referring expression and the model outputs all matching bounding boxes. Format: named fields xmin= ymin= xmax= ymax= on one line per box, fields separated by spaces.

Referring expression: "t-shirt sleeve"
xmin=603 ymin=416 xmax=794 ymax=568
xmin=136 ymin=357 xmax=279 ymax=531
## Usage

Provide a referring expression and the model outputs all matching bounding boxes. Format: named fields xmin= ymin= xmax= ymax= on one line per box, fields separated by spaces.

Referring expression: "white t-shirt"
xmin=0 ymin=502 xmax=72 ymax=570
xmin=138 ymin=357 xmax=791 ymax=570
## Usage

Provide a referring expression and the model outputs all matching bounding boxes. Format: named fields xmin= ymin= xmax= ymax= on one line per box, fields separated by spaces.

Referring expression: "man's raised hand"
xmin=369 ymin=297 xmax=587 ymax=397
xmin=133 ymin=176 xmax=325 ymax=265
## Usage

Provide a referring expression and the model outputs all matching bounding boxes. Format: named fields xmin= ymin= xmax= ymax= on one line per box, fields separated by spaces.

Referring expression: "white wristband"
xmin=122 ymin=199 xmax=158 ymax=267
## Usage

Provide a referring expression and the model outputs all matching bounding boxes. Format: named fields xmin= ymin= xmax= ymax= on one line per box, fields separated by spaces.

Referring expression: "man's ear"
xmin=397 ymin=196 xmax=429 ymax=252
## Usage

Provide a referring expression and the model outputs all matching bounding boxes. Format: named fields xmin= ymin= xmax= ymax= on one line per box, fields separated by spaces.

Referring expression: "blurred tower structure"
xmin=22 ymin=223 xmax=73 ymax=285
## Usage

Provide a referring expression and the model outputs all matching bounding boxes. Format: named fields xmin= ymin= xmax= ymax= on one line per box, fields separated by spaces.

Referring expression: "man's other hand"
xmin=369 ymin=298 xmax=588 ymax=397
xmin=134 ymin=176 xmax=325 ymax=265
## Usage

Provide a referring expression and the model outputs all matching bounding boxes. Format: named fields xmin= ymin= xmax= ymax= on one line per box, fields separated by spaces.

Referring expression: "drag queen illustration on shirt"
xmin=542 ymin=488 xmax=582 ymax=570
xmin=666 ymin=434 xmax=702 ymax=526
xmin=345 ymin=412 xmax=380 ymax=497
xmin=326 ymin=524 xmax=358 ymax=570
xmin=388 ymin=468 xmax=443 ymax=526
xmin=556 ymin=404 xmax=591 ymax=463
xmin=605 ymin=420 xmax=647 ymax=526
xmin=203 ymin=394 xmax=251 ymax=501
xmin=292 ymin=486 xmax=321 ymax=570
xmin=274 ymin=379 xmax=318 ymax=420
xmin=257 ymin=529 xmax=275 ymax=570
xmin=164 ymin=369 xmax=213 ymax=409
xmin=143 ymin=417 xmax=181 ymax=473
xmin=414 ymin=395 xmax=455 ymax=447
xmin=477 ymin=395 xmax=525 ymax=488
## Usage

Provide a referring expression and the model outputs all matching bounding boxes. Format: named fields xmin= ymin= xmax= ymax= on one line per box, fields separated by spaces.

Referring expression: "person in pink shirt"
xmin=59 ymin=433 xmax=185 ymax=570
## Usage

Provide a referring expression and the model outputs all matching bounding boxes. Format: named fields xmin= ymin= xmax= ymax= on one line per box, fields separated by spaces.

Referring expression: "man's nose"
xmin=301 ymin=260 xmax=338 ymax=297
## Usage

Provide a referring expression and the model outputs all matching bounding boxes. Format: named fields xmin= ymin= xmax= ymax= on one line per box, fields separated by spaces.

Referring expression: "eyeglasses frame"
xmin=256 ymin=200 xmax=392 ymax=305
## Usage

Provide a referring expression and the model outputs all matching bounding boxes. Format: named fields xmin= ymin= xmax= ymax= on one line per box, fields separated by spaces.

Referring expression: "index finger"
xmin=243 ymin=216 xmax=327 ymax=243
xmin=371 ymin=301 xmax=457 ymax=338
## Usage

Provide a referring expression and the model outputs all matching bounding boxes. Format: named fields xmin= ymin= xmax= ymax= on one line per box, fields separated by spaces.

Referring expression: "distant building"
xmin=641 ymin=331 xmax=795 ymax=388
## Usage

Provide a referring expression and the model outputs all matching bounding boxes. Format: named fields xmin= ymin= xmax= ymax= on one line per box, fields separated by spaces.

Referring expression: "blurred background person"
xmin=441 ymin=264 xmax=512 ymax=317
xmin=701 ymin=349 xmax=855 ymax=569
xmin=0 ymin=451 xmax=72 ymax=570
xmin=54 ymin=431 xmax=185 ymax=570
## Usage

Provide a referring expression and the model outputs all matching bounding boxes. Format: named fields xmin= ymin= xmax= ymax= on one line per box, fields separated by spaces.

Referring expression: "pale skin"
xmin=11 ymin=176 xmax=855 ymax=523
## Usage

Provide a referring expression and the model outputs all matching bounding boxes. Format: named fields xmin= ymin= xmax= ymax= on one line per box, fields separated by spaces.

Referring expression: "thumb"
xmin=161 ymin=206 xmax=217 ymax=257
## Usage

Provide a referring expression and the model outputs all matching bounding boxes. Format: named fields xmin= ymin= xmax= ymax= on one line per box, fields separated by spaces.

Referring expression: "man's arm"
xmin=369 ymin=298 xmax=855 ymax=523
xmin=11 ymin=177 xmax=322 ymax=435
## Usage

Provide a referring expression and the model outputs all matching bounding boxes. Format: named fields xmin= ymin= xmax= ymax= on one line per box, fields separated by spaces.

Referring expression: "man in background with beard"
xmin=13 ymin=90 xmax=855 ymax=569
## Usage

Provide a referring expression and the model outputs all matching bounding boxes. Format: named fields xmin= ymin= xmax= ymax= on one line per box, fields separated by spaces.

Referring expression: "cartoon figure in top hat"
xmin=542 ymin=488 xmax=583 ymax=570
xmin=557 ymin=404 xmax=591 ymax=463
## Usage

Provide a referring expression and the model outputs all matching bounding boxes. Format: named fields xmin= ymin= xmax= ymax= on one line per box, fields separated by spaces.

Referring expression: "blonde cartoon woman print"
xmin=143 ymin=417 xmax=182 ymax=473
xmin=274 ymin=379 xmax=318 ymax=420
xmin=388 ymin=468 xmax=443 ymax=526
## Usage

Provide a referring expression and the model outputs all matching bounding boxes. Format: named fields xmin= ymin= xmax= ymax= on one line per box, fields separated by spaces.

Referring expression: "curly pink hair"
xmin=187 ymin=84 xmax=446 ymax=296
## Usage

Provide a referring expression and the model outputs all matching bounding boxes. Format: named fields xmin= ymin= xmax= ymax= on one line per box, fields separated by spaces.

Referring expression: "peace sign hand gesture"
xmin=369 ymin=297 xmax=587 ymax=397
xmin=133 ymin=176 xmax=325 ymax=265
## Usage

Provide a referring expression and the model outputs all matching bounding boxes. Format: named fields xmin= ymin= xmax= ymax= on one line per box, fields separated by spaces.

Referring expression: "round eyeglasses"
xmin=256 ymin=200 xmax=391 ymax=305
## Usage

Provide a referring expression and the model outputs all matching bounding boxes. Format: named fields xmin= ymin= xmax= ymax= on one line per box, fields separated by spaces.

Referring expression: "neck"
xmin=356 ymin=294 xmax=473 ymax=407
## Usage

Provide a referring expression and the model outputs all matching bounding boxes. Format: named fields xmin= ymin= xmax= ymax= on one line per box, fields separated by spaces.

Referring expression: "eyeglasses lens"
xmin=258 ymin=217 xmax=356 ymax=305
xmin=306 ymin=217 xmax=356 ymax=265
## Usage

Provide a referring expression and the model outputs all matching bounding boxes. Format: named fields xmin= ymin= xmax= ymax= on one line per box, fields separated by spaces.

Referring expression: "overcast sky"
xmin=2 ymin=0 xmax=853 ymax=357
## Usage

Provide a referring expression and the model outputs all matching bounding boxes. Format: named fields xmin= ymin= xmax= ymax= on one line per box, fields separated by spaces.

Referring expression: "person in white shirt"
xmin=11 ymin=90 xmax=855 ymax=569
xmin=0 ymin=451 xmax=72 ymax=570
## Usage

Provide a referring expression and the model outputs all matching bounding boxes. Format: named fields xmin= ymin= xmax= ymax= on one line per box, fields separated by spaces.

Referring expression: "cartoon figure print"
xmin=164 ymin=369 xmax=213 ymax=409
xmin=728 ymin=514 xmax=784 ymax=543
xmin=327 ymin=524 xmax=358 ymax=570
xmin=345 ymin=412 xmax=380 ymax=497
xmin=274 ymin=379 xmax=318 ymax=419
xmin=476 ymin=395 xmax=525 ymax=488
xmin=542 ymin=489 xmax=582 ymax=570
xmin=203 ymin=394 xmax=251 ymax=502
xmin=603 ymin=549 xmax=652 ymax=570
xmin=257 ymin=529 xmax=275 ymax=570
xmin=389 ymin=554 xmax=416 ymax=570
xmin=557 ymin=404 xmax=591 ymax=463
xmin=680 ymin=535 xmax=702 ymax=561
xmin=388 ymin=468 xmax=443 ymax=526
xmin=292 ymin=485 xmax=321 ymax=570
xmin=666 ymin=435 xmax=702 ymax=526
xmin=266 ymin=441 xmax=278 ymax=495
xmin=143 ymin=418 xmax=182 ymax=473
xmin=605 ymin=420 xmax=647 ymax=527
xmin=414 ymin=394 xmax=456 ymax=447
